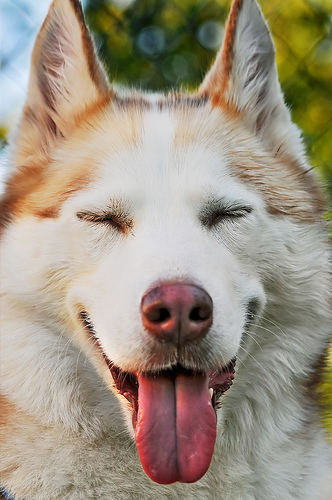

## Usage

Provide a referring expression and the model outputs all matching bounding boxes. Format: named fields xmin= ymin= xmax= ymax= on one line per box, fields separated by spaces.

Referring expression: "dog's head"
xmin=1 ymin=0 xmax=326 ymax=485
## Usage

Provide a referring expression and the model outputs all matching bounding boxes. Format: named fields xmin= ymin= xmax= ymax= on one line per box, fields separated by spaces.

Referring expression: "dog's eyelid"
xmin=76 ymin=210 xmax=133 ymax=232
xmin=200 ymin=204 xmax=253 ymax=227
xmin=211 ymin=206 xmax=252 ymax=224
xmin=221 ymin=204 xmax=253 ymax=214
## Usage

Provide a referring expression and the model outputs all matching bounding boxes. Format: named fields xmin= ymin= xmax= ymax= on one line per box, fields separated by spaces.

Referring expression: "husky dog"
xmin=0 ymin=0 xmax=331 ymax=498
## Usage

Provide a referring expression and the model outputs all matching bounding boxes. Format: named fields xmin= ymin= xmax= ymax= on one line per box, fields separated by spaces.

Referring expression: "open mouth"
xmin=80 ymin=311 xmax=235 ymax=485
xmin=108 ymin=360 xmax=236 ymax=425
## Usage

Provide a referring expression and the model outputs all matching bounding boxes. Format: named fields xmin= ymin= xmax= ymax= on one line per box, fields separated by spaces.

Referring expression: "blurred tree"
xmin=85 ymin=0 xmax=229 ymax=90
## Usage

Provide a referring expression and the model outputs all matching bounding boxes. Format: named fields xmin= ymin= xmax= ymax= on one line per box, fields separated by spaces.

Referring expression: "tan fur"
xmin=0 ymin=395 xmax=17 ymax=428
xmin=173 ymin=104 xmax=326 ymax=221
xmin=231 ymin=155 xmax=326 ymax=221
xmin=1 ymin=95 xmax=150 ymax=228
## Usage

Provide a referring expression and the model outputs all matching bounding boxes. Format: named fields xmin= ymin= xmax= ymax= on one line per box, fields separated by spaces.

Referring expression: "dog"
xmin=0 ymin=0 xmax=331 ymax=498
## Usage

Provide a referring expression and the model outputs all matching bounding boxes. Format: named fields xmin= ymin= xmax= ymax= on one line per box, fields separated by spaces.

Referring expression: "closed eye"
xmin=211 ymin=206 xmax=252 ymax=225
xmin=200 ymin=205 xmax=253 ymax=228
xmin=76 ymin=209 xmax=133 ymax=233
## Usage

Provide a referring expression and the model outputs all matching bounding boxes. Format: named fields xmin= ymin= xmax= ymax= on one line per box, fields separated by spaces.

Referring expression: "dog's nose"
xmin=141 ymin=283 xmax=213 ymax=343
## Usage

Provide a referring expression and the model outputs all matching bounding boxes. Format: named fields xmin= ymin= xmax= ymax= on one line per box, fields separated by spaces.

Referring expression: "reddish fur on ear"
xmin=200 ymin=0 xmax=244 ymax=108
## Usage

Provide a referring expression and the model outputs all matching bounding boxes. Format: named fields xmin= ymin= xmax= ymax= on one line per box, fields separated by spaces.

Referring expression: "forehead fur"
xmin=0 ymin=93 xmax=326 ymax=231
xmin=172 ymin=99 xmax=325 ymax=222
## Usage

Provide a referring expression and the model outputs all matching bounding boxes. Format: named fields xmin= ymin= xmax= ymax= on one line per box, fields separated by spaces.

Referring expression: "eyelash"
xmin=205 ymin=206 xmax=253 ymax=227
xmin=77 ymin=205 xmax=252 ymax=232
xmin=76 ymin=211 xmax=133 ymax=233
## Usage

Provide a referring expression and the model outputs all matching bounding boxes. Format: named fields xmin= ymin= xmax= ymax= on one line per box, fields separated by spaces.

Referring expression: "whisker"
xmin=237 ymin=345 xmax=266 ymax=373
xmin=243 ymin=330 xmax=263 ymax=350
xmin=57 ymin=322 xmax=87 ymax=361
xmin=252 ymin=313 xmax=287 ymax=337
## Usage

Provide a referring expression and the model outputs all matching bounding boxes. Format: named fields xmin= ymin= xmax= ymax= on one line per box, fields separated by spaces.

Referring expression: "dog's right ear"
xmin=199 ymin=0 xmax=305 ymax=163
xmin=13 ymin=0 xmax=110 ymax=164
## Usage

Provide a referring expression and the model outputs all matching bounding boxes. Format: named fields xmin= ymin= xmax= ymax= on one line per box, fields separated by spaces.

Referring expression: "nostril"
xmin=141 ymin=283 xmax=213 ymax=343
xmin=153 ymin=307 xmax=171 ymax=323
xmin=143 ymin=304 xmax=171 ymax=323
xmin=189 ymin=306 xmax=210 ymax=322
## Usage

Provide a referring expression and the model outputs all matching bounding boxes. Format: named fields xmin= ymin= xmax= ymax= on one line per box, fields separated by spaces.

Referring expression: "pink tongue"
xmin=135 ymin=371 xmax=217 ymax=484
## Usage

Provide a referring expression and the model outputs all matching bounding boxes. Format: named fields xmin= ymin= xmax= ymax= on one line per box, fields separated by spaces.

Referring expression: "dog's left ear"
xmin=13 ymin=0 xmax=110 ymax=164
xmin=200 ymin=0 xmax=303 ymax=158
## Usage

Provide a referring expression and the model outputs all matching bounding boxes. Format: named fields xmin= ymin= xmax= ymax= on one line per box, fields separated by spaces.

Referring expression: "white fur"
xmin=1 ymin=0 xmax=331 ymax=498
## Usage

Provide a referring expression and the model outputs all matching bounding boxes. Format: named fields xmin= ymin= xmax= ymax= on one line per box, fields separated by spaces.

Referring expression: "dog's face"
xmin=62 ymin=103 xmax=266 ymax=372
xmin=1 ymin=0 xmax=325 ymax=486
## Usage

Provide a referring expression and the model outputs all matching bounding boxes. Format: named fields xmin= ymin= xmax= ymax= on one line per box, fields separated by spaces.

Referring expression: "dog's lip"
xmin=79 ymin=310 xmax=236 ymax=417
xmin=106 ymin=358 xmax=236 ymax=426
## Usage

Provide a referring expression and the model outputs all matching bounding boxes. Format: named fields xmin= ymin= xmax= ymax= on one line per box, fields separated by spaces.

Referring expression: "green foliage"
xmin=319 ymin=348 xmax=332 ymax=441
xmin=0 ymin=126 xmax=8 ymax=149
xmin=86 ymin=0 xmax=230 ymax=90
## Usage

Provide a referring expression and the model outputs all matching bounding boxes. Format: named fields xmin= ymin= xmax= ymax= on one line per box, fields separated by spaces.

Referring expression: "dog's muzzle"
xmin=80 ymin=282 xmax=236 ymax=485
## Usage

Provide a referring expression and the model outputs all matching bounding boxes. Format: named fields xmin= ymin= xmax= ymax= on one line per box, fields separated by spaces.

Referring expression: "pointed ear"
xmin=13 ymin=0 xmax=110 ymax=162
xmin=200 ymin=0 xmax=303 ymax=157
